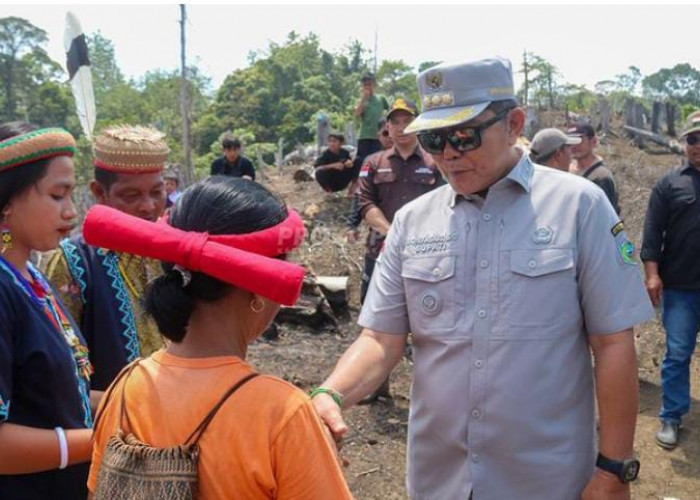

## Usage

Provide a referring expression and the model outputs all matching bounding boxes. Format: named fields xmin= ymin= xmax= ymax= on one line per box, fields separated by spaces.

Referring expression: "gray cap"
xmin=530 ymin=128 xmax=581 ymax=160
xmin=405 ymin=57 xmax=515 ymax=134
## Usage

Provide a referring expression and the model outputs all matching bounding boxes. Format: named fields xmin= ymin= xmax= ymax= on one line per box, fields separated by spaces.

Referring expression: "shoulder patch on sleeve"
xmin=359 ymin=163 xmax=371 ymax=178
xmin=611 ymin=221 xmax=624 ymax=237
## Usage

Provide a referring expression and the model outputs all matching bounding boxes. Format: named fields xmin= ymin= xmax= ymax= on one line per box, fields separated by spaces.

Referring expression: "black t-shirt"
xmin=0 ymin=257 xmax=91 ymax=499
xmin=210 ymin=155 xmax=256 ymax=181
xmin=314 ymin=147 xmax=351 ymax=169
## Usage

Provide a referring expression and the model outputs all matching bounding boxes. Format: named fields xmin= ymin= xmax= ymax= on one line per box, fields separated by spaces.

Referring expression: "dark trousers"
xmin=352 ymin=138 xmax=382 ymax=179
xmin=360 ymin=255 xmax=377 ymax=305
xmin=314 ymin=166 xmax=358 ymax=192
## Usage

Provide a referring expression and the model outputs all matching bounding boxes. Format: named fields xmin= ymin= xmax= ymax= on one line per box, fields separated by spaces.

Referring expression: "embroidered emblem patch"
xmin=618 ymin=240 xmax=636 ymax=265
xmin=426 ymin=71 xmax=444 ymax=90
xmin=0 ymin=395 xmax=9 ymax=420
xmin=419 ymin=290 xmax=442 ymax=315
xmin=359 ymin=164 xmax=370 ymax=178
xmin=611 ymin=221 xmax=624 ymax=237
xmin=531 ymin=226 xmax=554 ymax=245
xmin=414 ymin=166 xmax=433 ymax=174
xmin=405 ymin=232 xmax=458 ymax=254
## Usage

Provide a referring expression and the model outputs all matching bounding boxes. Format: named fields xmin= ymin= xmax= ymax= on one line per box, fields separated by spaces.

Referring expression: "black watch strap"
xmin=596 ymin=453 xmax=640 ymax=483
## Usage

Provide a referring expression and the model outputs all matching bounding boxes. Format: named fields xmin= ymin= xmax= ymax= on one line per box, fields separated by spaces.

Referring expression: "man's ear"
xmin=506 ymin=108 xmax=526 ymax=145
xmin=89 ymin=180 xmax=108 ymax=204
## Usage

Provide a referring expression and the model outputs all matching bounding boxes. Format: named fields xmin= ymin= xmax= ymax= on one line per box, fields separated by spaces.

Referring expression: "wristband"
xmin=54 ymin=426 xmax=68 ymax=470
xmin=309 ymin=387 xmax=343 ymax=407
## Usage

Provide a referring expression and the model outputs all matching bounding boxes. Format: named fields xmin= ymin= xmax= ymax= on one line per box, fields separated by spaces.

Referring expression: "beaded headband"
xmin=93 ymin=125 xmax=169 ymax=174
xmin=0 ymin=128 xmax=77 ymax=173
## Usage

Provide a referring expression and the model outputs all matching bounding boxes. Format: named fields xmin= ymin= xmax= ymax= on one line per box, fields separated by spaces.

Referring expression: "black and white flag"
xmin=64 ymin=12 xmax=96 ymax=139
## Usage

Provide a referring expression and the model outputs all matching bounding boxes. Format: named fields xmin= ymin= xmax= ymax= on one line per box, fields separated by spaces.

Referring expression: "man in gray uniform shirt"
xmin=311 ymin=58 xmax=654 ymax=500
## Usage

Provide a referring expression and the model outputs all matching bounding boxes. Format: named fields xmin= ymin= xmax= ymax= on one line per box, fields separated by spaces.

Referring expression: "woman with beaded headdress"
xmin=0 ymin=122 xmax=95 ymax=499
xmin=46 ymin=125 xmax=169 ymax=392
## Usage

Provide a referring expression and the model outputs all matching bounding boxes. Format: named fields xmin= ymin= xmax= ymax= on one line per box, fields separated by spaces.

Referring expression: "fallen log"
xmin=623 ymin=125 xmax=684 ymax=155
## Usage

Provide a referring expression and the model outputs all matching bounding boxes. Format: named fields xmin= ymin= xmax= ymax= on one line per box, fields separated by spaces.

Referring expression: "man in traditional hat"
xmin=642 ymin=110 xmax=700 ymax=450
xmin=529 ymin=128 xmax=581 ymax=171
xmin=312 ymin=58 xmax=653 ymax=500
xmin=46 ymin=125 xmax=168 ymax=391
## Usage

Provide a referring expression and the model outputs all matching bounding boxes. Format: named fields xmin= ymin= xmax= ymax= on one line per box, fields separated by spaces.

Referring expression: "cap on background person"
xmin=566 ymin=123 xmax=596 ymax=139
xmin=530 ymin=128 xmax=581 ymax=163
xmin=681 ymin=110 xmax=700 ymax=137
xmin=405 ymin=57 xmax=515 ymax=134
xmin=387 ymin=97 xmax=419 ymax=120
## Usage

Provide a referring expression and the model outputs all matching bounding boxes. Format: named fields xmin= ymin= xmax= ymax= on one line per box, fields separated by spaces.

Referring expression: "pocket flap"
xmin=510 ymin=249 xmax=573 ymax=278
xmin=402 ymin=255 xmax=456 ymax=282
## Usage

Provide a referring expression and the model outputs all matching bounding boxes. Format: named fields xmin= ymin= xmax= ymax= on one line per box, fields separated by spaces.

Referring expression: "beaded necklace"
xmin=0 ymin=254 xmax=93 ymax=422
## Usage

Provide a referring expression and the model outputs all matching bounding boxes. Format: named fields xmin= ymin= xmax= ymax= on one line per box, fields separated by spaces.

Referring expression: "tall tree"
xmin=0 ymin=17 xmax=60 ymax=121
xmin=642 ymin=63 xmax=700 ymax=106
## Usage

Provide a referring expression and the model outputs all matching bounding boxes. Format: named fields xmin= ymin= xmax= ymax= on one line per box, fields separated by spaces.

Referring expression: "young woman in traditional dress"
xmin=0 ymin=122 xmax=95 ymax=499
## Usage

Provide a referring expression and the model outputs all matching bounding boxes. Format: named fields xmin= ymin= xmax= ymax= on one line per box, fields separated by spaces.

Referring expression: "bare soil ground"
xmin=247 ymin=135 xmax=700 ymax=500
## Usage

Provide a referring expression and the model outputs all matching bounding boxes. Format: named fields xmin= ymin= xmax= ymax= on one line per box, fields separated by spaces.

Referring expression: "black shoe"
xmin=655 ymin=421 xmax=680 ymax=450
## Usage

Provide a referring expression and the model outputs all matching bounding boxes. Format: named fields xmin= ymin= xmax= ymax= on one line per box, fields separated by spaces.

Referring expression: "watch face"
xmin=623 ymin=460 xmax=640 ymax=482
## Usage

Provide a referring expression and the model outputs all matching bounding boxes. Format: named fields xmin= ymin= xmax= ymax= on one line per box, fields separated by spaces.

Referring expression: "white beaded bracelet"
xmin=54 ymin=427 xmax=68 ymax=470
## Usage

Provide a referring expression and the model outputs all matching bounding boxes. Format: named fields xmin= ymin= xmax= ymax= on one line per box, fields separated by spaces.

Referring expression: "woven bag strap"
xmin=184 ymin=372 xmax=259 ymax=446
xmin=92 ymin=359 xmax=141 ymax=433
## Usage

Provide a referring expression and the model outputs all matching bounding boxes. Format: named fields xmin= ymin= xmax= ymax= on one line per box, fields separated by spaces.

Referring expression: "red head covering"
xmin=83 ymin=205 xmax=306 ymax=305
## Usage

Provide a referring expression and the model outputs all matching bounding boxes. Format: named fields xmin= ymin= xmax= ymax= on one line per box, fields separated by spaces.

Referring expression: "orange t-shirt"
xmin=88 ymin=351 xmax=353 ymax=500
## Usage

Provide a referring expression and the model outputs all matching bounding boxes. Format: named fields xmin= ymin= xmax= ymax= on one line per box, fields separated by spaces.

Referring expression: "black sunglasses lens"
xmin=381 ymin=130 xmax=389 ymax=137
xmin=418 ymin=133 xmax=445 ymax=154
xmin=687 ymin=134 xmax=700 ymax=145
xmin=450 ymin=128 xmax=480 ymax=152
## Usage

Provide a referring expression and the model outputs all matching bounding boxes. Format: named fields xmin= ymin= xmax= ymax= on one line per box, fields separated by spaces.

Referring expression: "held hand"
xmin=645 ymin=275 xmax=663 ymax=307
xmin=581 ymin=469 xmax=630 ymax=500
xmin=346 ymin=229 xmax=360 ymax=244
xmin=344 ymin=159 xmax=353 ymax=169
xmin=312 ymin=392 xmax=349 ymax=445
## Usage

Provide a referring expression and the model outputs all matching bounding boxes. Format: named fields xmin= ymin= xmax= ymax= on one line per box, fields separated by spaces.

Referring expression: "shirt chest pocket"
xmin=374 ymin=168 xmax=396 ymax=184
xmin=669 ymin=184 xmax=697 ymax=212
xmin=401 ymin=255 xmax=457 ymax=334
xmin=499 ymin=248 xmax=579 ymax=335
xmin=411 ymin=169 xmax=437 ymax=185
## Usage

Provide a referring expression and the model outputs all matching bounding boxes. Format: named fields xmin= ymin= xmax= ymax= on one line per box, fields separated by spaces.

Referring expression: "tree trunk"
xmin=522 ymin=51 xmax=529 ymax=107
xmin=651 ymin=102 xmax=662 ymax=133
xmin=666 ymin=102 xmax=677 ymax=137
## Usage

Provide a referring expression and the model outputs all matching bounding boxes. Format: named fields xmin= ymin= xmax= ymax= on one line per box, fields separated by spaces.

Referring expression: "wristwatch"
xmin=596 ymin=453 xmax=640 ymax=483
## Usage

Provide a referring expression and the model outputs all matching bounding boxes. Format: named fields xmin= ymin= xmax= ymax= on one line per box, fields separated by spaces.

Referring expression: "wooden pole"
xmin=373 ymin=26 xmax=378 ymax=75
xmin=179 ymin=4 xmax=193 ymax=186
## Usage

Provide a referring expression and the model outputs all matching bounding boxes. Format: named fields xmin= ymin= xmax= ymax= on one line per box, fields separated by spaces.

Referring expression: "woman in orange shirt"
xmin=87 ymin=177 xmax=353 ymax=500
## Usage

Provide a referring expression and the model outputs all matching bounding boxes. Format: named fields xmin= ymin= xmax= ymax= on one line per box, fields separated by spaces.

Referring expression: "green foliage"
xmin=0 ymin=16 xmax=65 ymax=122
xmin=195 ymin=32 xmax=375 ymax=155
xmin=681 ymin=104 xmax=699 ymax=122
xmin=376 ymin=59 xmax=417 ymax=103
xmin=642 ymin=63 xmax=700 ymax=106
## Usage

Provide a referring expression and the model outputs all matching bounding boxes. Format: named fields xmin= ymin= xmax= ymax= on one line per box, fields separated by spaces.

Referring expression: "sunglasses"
xmin=381 ymin=130 xmax=390 ymax=137
xmin=417 ymin=108 xmax=511 ymax=155
xmin=686 ymin=134 xmax=700 ymax=146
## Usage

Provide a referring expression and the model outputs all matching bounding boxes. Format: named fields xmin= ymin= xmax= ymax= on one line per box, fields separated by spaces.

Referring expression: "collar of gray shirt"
xmin=449 ymin=148 xmax=534 ymax=208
